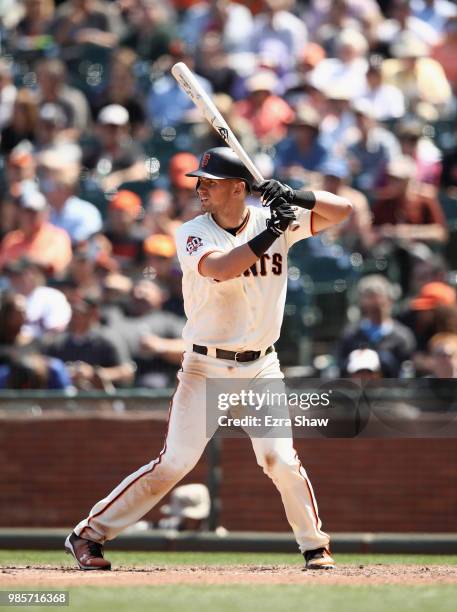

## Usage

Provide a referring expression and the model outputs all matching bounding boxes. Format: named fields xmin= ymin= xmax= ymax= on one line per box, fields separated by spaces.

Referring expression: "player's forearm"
xmin=200 ymin=243 xmax=261 ymax=282
xmin=299 ymin=190 xmax=353 ymax=223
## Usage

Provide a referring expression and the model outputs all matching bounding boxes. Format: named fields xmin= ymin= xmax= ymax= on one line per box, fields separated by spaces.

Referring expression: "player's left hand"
xmin=266 ymin=198 xmax=297 ymax=236
xmin=257 ymin=179 xmax=294 ymax=207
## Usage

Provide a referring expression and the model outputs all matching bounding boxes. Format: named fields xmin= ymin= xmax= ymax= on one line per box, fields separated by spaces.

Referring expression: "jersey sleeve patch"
xmin=186 ymin=235 xmax=204 ymax=254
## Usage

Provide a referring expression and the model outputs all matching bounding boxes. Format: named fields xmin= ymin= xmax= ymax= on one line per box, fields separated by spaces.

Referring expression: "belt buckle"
xmin=234 ymin=351 xmax=243 ymax=363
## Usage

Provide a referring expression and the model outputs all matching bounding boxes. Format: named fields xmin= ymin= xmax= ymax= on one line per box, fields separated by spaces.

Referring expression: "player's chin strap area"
xmin=193 ymin=344 xmax=274 ymax=362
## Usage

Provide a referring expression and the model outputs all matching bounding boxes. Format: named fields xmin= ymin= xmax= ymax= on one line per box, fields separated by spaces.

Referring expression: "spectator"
xmin=143 ymin=233 xmax=177 ymax=284
xmin=431 ymin=16 xmax=457 ymax=90
xmin=377 ymin=0 xmax=440 ymax=47
xmin=411 ymin=0 xmax=457 ymax=37
xmin=44 ymin=295 xmax=134 ymax=389
xmin=179 ymin=0 xmax=254 ymax=53
xmin=318 ymin=158 xmax=374 ymax=254
xmin=92 ymin=47 xmax=146 ymax=136
xmin=49 ymin=0 xmax=122 ymax=51
xmin=0 ymin=291 xmax=37 ymax=362
xmin=356 ymin=58 xmax=406 ymax=121
xmin=158 ymin=483 xmax=210 ymax=531
xmin=382 ymin=32 xmax=452 ymax=115
xmin=68 ymin=243 xmax=118 ymax=299
xmin=0 ymin=354 xmax=72 ymax=390
xmin=147 ymin=49 xmax=213 ymax=128
xmin=399 ymin=281 xmax=457 ymax=353
xmin=250 ymin=0 xmax=308 ymax=73
xmin=428 ymin=332 xmax=457 ymax=378
xmin=0 ymin=88 xmax=38 ymax=155
xmin=440 ymin=124 xmax=457 ymax=195
xmin=85 ymin=104 xmax=147 ymax=191
xmin=346 ymin=99 xmax=401 ymax=194
xmin=34 ymin=103 xmax=76 ymax=153
xmin=121 ymin=0 xmax=176 ymax=63
xmin=102 ymin=278 xmax=185 ymax=388
xmin=396 ymin=118 xmax=442 ymax=187
xmin=345 ymin=348 xmax=382 ymax=381
xmin=195 ymin=32 xmax=239 ymax=95
xmin=3 ymin=257 xmax=72 ymax=340
xmin=35 ymin=58 xmax=91 ymax=133
xmin=372 ymin=156 xmax=448 ymax=246
xmin=235 ymin=71 xmax=293 ymax=144
xmin=0 ymin=59 xmax=17 ymax=130
xmin=104 ymin=189 xmax=147 ymax=272
xmin=309 ymin=29 xmax=369 ymax=99
xmin=15 ymin=0 xmax=55 ymax=39
xmin=37 ymin=151 xmax=102 ymax=244
xmin=274 ymin=104 xmax=329 ymax=180
xmin=0 ymin=189 xmax=72 ymax=275
xmin=338 ymin=274 xmax=416 ymax=377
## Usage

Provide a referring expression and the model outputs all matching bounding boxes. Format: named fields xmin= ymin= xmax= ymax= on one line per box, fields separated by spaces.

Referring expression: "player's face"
xmin=196 ymin=177 xmax=238 ymax=212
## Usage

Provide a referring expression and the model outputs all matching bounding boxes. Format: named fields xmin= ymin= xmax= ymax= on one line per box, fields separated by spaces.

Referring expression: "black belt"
xmin=193 ymin=344 xmax=274 ymax=362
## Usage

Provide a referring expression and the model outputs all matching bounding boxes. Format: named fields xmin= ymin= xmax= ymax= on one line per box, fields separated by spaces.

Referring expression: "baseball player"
xmin=65 ymin=147 xmax=352 ymax=571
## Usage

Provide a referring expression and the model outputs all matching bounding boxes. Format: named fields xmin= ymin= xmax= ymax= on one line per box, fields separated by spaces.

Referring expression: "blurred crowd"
xmin=0 ymin=0 xmax=457 ymax=391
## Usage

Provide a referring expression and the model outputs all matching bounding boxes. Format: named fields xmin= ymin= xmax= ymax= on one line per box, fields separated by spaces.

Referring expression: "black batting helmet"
xmin=186 ymin=147 xmax=252 ymax=191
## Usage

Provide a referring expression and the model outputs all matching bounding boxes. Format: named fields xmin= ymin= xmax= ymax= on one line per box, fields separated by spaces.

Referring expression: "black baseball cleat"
xmin=65 ymin=532 xmax=111 ymax=570
xmin=304 ymin=547 xmax=335 ymax=570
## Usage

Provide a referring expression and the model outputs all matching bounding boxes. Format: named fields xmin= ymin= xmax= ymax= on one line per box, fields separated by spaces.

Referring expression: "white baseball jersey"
xmin=175 ymin=204 xmax=314 ymax=351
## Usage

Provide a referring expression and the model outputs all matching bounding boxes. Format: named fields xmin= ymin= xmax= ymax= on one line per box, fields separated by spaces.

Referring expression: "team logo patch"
xmin=201 ymin=153 xmax=211 ymax=168
xmin=186 ymin=235 xmax=203 ymax=254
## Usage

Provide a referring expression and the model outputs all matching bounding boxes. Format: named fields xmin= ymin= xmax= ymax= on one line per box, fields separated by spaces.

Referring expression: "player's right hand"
xmin=258 ymin=180 xmax=294 ymax=207
xmin=266 ymin=199 xmax=297 ymax=236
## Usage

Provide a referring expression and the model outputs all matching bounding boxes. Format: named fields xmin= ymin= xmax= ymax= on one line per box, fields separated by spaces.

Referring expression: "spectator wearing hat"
xmin=0 ymin=88 xmax=38 ymax=155
xmin=68 ymin=242 xmax=118 ymax=300
xmin=3 ymin=257 xmax=72 ymax=340
xmin=396 ymin=119 xmax=442 ymax=187
xmin=356 ymin=59 xmax=406 ymax=122
xmin=273 ymin=104 xmax=329 ymax=180
xmin=86 ymin=104 xmax=147 ymax=191
xmin=143 ymin=233 xmax=177 ymax=284
xmin=235 ymin=70 xmax=294 ymax=144
xmin=319 ymin=83 xmax=355 ymax=158
xmin=167 ymin=152 xmax=201 ymax=224
xmin=44 ymin=295 xmax=135 ymax=390
xmin=318 ymin=158 xmax=374 ymax=254
xmin=0 ymin=189 xmax=72 ymax=275
xmin=37 ymin=152 xmax=102 ymax=244
xmin=346 ymin=99 xmax=401 ymax=194
xmin=345 ymin=348 xmax=382 ymax=381
xmin=34 ymin=103 xmax=78 ymax=154
xmin=399 ymin=281 xmax=457 ymax=352
xmin=250 ymin=0 xmax=308 ymax=73
xmin=338 ymin=274 xmax=416 ymax=377
xmin=371 ymin=156 xmax=448 ymax=246
xmin=104 ymin=190 xmax=147 ymax=273
xmin=381 ymin=32 xmax=452 ymax=114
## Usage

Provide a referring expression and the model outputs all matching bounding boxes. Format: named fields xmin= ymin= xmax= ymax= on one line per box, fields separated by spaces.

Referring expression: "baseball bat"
xmin=171 ymin=61 xmax=264 ymax=184
xmin=171 ymin=62 xmax=299 ymax=229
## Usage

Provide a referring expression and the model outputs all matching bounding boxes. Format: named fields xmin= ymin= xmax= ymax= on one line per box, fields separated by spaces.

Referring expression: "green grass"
xmin=0 ymin=549 xmax=457 ymax=566
xmin=2 ymin=551 xmax=456 ymax=612
xmin=4 ymin=585 xmax=457 ymax=612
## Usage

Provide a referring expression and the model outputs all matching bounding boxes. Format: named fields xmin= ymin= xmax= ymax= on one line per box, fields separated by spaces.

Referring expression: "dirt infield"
xmin=1 ymin=564 xmax=457 ymax=586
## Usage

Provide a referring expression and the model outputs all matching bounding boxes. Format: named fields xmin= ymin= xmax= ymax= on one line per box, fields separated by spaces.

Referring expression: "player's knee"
xmin=259 ymin=452 xmax=298 ymax=480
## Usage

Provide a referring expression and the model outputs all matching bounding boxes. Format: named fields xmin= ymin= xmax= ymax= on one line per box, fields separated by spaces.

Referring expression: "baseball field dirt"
xmin=1 ymin=562 xmax=457 ymax=586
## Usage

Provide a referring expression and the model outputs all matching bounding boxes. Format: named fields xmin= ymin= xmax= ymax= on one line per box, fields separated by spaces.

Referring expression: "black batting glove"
xmin=266 ymin=199 xmax=297 ymax=236
xmin=258 ymin=179 xmax=294 ymax=207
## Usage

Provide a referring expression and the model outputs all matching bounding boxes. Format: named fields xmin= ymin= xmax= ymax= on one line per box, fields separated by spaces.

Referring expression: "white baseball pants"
xmin=74 ymin=350 xmax=330 ymax=553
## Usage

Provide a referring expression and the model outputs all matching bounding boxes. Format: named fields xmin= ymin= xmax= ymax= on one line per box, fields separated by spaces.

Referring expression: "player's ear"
xmin=232 ymin=180 xmax=245 ymax=196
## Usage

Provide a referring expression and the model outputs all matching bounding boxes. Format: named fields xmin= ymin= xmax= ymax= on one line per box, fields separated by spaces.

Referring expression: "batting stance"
xmin=65 ymin=147 xmax=352 ymax=571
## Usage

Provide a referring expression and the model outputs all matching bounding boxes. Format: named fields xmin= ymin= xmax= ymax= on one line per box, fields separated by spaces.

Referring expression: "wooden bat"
xmin=171 ymin=62 xmax=299 ymax=229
